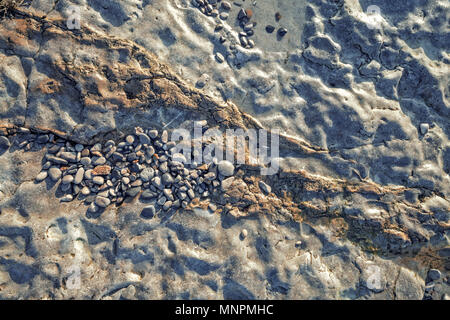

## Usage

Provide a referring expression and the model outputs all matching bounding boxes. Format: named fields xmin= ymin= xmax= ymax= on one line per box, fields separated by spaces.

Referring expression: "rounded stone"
xmin=93 ymin=176 xmax=104 ymax=185
xmin=137 ymin=133 xmax=151 ymax=145
xmin=75 ymin=144 xmax=84 ymax=152
xmin=141 ymin=205 xmax=156 ymax=219
xmin=49 ymin=167 xmax=62 ymax=181
xmin=80 ymin=157 xmax=91 ymax=166
xmin=95 ymin=196 xmax=110 ymax=208
xmin=218 ymin=160 xmax=234 ymax=177
xmin=140 ymin=167 xmax=155 ymax=182
xmin=61 ymin=194 xmax=73 ymax=202
xmin=258 ymin=181 xmax=272 ymax=194
xmin=126 ymin=187 xmax=141 ymax=198
xmin=428 ymin=269 xmax=441 ymax=281
xmin=162 ymin=173 xmax=174 ymax=185
xmin=81 ymin=186 xmax=90 ymax=195
xmin=0 ymin=136 xmax=10 ymax=151
xmin=36 ymin=171 xmax=48 ymax=182
xmin=126 ymin=135 xmax=135 ymax=145
xmin=74 ymin=167 xmax=85 ymax=184
xmin=62 ymin=175 xmax=74 ymax=184
xmin=420 ymin=123 xmax=429 ymax=135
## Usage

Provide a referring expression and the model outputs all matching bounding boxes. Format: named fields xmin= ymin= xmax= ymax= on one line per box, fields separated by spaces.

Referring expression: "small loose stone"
xmin=92 ymin=165 xmax=111 ymax=176
xmin=126 ymin=135 xmax=135 ymax=145
xmin=141 ymin=205 xmax=156 ymax=219
xmin=74 ymin=167 xmax=85 ymax=184
xmin=258 ymin=181 xmax=271 ymax=194
xmin=49 ymin=167 xmax=62 ymax=181
xmin=61 ymin=194 xmax=73 ymax=202
xmin=36 ymin=171 xmax=48 ymax=182
xmin=95 ymin=196 xmax=110 ymax=208
xmin=221 ymin=1 xmax=231 ymax=10
xmin=163 ymin=201 xmax=173 ymax=211
xmin=81 ymin=186 xmax=90 ymax=196
xmin=215 ymin=52 xmax=225 ymax=63
xmin=62 ymin=175 xmax=74 ymax=184
xmin=93 ymin=176 xmax=104 ymax=185
xmin=148 ymin=130 xmax=158 ymax=139
xmin=420 ymin=123 xmax=429 ymax=135
xmin=0 ymin=136 xmax=10 ymax=150
xmin=266 ymin=25 xmax=275 ymax=33
xmin=218 ymin=160 xmax=234 ymax=176
xmin=278 ymin=27 xmax=288 ymax=37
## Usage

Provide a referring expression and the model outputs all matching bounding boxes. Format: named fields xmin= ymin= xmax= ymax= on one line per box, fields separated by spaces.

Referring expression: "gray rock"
xmin=80 ymin=157 xmax=91 ymax=166
xmin=93 ymin=176 xmax=104 ymax=185
xmin=0 ymin=136 xmax=10 ymax=151
xmin=60 ymin=194 xmax=73 ymax=202
xmin=218 ymin=160 xmax=234 ymax=176
xmin=141 ymin=205 xmax=156 ymax=219
xmin=148 ymin=130 xmax=158 ymax=139
xmin=95 ymin=196 xmax=110 ymax=208
xmin=75 ymin=144 xmax=84 ymax=152
xmin=163 ymin=201 xmax=173 ymax=211
xmin=140 ymin=167 xmax=155 ymax=182
xmin=92 ymin=156 xmax=106 ymax=166
xmin=420 ymin=123 xmax=429 ymax=135
xmin=59 ymin=152 xmax=77 ymax=162
xmin=221 ymin=1 xmax=231 ymax=10
xmin=258 ymin=181 xmax=272 ymax=194
xmin=126 ymin=187 xmax=141 ymax=197
xmin=162 ymin=173 xmax=174 ymax=185
xmin=141 ymin=190 xmax=156 ymax=199
xmin=35 ymin=171 xmax=48 ymax=182
xmin=428 ymin=269 xmax=441 ymax=281
xmin=152 ymin=176 xmax=163 ymax=190
xmin=48 ymin=167 xmax=62 ymax=181
xmin=46 ymin=155 xmax=68 ymax=165
xmin=62 ymin=175 xmax=74 ymax=184
xmin=137 ymin=133 xmax=151 ymax=145
xmin=74 ymin=167 xmax=85 ymax=184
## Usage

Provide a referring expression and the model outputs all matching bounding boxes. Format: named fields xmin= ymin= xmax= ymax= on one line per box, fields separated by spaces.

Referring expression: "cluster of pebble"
xmin=265 ymin=12 xmax=288 ymax=37
xmin=1 ymin=126 xmax=237 ymax=216
xmin=192 ymin=0 xmax=256 ymax=52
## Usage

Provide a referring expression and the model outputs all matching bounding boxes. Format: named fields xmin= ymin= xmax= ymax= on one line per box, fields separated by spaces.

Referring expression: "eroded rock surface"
xmin=0 ymin=1 xmax=448 ymax=299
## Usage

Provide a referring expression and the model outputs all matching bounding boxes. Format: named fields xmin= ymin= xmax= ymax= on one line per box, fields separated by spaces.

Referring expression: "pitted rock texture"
xmin=0 ymin=1 xmax=448 ymax=299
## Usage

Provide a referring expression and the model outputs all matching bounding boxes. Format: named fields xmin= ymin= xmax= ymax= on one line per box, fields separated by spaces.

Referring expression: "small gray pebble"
xmin=93 ymin=176 xmax=104 ymax=185
xmin=36 ymin=171 xmax=48 ymax=182
xmin=49 ymin=167 xmax=62 ymax=181
xmin=62 ymin=175 xmax=74 ymax=184
xmin=141 ymin=205 xmax=156 ymax=219
xmin=95 ymin=196 xmax=110 ymax=208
